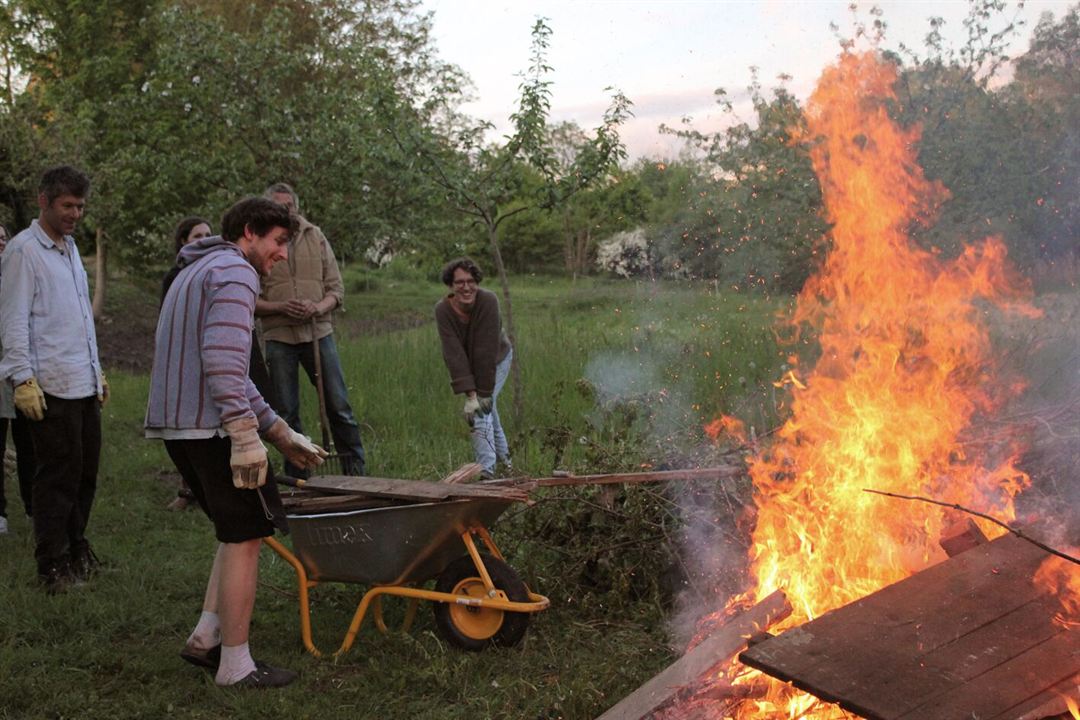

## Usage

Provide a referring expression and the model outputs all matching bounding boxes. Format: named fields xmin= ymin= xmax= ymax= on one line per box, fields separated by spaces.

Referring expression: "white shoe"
xmin=0 ymin=516 xmax=8 ymax=534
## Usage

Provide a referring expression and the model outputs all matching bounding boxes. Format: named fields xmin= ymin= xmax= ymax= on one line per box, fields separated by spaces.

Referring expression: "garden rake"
xmin=311 ymin=317 xmax=353 ymax=475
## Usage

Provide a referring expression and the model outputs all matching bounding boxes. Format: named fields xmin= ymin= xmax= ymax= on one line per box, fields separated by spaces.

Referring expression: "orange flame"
xmin=718 ymin=52 xmax=1037 ymax=718
xmin=1034 ymin=554 xmax=1080 ymax=629
xmin=705 ymin=414 xmax=748 ymax=444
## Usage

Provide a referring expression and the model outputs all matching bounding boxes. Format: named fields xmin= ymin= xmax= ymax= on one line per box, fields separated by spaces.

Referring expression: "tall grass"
xmin=0 ymin=273 xmax=787 ymax=720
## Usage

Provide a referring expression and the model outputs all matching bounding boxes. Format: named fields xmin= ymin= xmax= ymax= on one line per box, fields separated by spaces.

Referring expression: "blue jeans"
xmin=472 ymin=350 xmax=512 ymax=475
xmin=265 ymin=335 xmax=365 ymax=477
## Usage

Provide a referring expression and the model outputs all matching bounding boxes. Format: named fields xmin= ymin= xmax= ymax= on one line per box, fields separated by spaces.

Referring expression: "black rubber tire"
xmin=433 ymin=554 xmax=530 ymax=651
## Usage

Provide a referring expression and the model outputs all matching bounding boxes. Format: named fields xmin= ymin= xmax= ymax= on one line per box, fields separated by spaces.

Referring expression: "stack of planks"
xmin=739 ymin=530 xmax=1079 ymax=719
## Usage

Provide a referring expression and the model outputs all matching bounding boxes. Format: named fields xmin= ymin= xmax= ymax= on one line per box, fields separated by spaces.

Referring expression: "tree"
xmin=393 ymin=18 xmax=632 ymax=423
xmin=0 ymin=0 xmax=472 ymax=294
xmin=661 ymin=75 xmax=828 ymax=293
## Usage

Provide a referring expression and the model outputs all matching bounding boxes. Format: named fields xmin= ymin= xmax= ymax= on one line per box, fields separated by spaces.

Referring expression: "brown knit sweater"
xmin=434 ymin=288 xmax=511 ymax=396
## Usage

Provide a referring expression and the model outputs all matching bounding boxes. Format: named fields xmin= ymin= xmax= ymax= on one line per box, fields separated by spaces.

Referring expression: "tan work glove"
xmin=14 ymin=378 xmax=47 ymax=421
xmin=223 ymin=417 xmax=267 ymax=489
xmin=98 ymin=372 xmax=110 ymax=406
xmin=264 ymin=418 xmax=328 ymax=471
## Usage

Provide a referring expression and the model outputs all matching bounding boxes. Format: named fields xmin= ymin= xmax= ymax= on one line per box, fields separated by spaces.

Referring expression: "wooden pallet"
xmin=739 ymin=534 xmax=1079 ymax=719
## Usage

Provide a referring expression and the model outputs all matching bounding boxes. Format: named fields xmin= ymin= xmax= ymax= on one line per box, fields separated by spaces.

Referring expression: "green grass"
xmin=0 ymin=273 xmax=787 ymax=719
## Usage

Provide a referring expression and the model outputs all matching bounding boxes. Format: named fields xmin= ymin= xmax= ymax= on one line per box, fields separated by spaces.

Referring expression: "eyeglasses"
xmin=452 ymin=279 xmax=477 ymax=288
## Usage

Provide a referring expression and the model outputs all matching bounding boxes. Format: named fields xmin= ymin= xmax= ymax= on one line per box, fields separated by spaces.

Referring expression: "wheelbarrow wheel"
xmin=433 ymin=554 xmax=529 ymax=651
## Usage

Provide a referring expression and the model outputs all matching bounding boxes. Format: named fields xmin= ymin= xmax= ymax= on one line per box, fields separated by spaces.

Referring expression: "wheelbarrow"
xmin=262 ymin=488 xmax=549 ymax=657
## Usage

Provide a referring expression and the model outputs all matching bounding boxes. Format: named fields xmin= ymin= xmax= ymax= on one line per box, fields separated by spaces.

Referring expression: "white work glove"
xmin=463 ymin=394 xmax=481 ymax=426
xmin=264 ymin=418 xmax=328 ymax=471
xmin=223 ymin=417 xmax=268 ymax=489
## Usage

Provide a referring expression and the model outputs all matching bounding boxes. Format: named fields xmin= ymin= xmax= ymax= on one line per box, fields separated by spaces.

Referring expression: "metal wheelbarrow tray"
xmin=264 ymin=477 xmax=549 ymax=657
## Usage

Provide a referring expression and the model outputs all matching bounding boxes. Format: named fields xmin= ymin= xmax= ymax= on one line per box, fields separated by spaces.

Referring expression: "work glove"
xmin=14 ymin=378 xmax=46 ymax=421
xmin=463 ymin=394 xmax=481 ymax=425
xmin=223 ymin=417 xmax=268 ymax=489
xmin=476 ymin=396 xmax=493 ymax=416
xmin=264 ymin=418 xmax=328 ymax=471
xmin=98 ymin=372 xmax=110 ymax=406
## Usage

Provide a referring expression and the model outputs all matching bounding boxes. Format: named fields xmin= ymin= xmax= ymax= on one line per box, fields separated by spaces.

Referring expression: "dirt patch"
xmin=96 ymin=288 xmax=161 ymax=374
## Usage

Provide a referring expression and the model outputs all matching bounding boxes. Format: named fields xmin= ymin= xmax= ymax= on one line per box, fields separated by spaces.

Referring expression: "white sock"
xmin=215 ymin=642 xmax=257 ymax=685
xmin=187 ymin=611 xmax=220 ymax=650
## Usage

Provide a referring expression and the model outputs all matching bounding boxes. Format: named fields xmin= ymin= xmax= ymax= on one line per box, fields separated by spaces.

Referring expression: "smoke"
xmin=580 ymin=293 xmax=763 ymax=650
xmin=996 ymin=292 xmax=1080 ymax=547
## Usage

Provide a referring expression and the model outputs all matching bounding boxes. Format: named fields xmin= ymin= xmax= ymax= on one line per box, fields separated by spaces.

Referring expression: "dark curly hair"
xmin=441 ymin=257 xmax=483 ymax=286
xmin=172 ymin=216 xmax=211 ymax=255
xmin=220 ymin=197 xmax=297 ymax=244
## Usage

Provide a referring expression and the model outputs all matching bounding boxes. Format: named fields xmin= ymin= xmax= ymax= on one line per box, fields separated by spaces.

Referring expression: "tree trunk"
xmin=487 ymin=223 xmax=524 ymax=428
xmin=92 ymin=227 xmax=107 ymax=320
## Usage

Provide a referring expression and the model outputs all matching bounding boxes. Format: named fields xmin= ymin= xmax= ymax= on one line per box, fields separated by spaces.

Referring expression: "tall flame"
xmin=725 ymin=51 xmax=1037 ymax=717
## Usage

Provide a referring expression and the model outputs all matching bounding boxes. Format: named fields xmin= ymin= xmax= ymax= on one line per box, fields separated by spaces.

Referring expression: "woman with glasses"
xmin=434 ymin=257 xmax=513 ymax=479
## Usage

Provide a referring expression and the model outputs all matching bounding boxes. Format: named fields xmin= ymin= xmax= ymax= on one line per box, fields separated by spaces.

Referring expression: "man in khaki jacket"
xmin=255 ymin=183 xmax=365 ymax=477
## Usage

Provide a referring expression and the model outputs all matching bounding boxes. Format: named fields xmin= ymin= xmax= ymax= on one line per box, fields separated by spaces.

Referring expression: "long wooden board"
xmin=739 ymin=534 xmax=1079 ymax=719
xmin=596 ymin=590 xmax=791 ymax=720
xmin=301 ymin=474 xmax=529 ymax=503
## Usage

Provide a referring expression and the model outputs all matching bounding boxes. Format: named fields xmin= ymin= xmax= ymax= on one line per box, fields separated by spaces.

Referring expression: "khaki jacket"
xmin=259 ymin=216 xmax=345 ymax=345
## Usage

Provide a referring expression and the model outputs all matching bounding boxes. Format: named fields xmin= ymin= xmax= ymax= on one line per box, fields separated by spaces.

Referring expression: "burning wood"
xmin=665 ymin=47 xmax=1063 ymax=719
xmin=595 ymin=590 xmax=791 ymax=720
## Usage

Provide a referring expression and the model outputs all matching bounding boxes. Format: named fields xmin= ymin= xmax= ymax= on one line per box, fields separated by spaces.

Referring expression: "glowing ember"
xmin=712 ymin=51 xmax=1039 ymax=717
xmin=705 ymin=414 xmax=748 ymax=444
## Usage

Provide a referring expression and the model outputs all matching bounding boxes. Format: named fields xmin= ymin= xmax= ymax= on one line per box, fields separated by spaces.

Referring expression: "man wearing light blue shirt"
xmin=0 ymin=165 xmax=107 ymax=593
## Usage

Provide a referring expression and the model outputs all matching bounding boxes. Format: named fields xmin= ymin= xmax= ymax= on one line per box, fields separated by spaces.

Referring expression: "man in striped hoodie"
xmin=146 ymin=196 xmax=326 ymax=689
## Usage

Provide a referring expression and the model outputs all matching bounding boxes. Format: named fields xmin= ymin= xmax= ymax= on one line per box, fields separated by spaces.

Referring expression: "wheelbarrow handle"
xmin=277 ymin=475 xmax=307 ymax=489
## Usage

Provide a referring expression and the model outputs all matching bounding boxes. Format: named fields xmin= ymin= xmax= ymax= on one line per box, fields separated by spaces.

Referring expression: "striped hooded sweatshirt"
xmin=145 ymin=236 xmax=278 ymax=438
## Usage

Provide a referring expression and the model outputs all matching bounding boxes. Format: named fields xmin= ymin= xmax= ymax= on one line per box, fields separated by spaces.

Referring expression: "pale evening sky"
xmin=421 ymin=0 xmax=1075 ymax=159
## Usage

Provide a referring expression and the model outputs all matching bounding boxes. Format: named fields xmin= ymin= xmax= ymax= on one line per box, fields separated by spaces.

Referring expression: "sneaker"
xmin=70 ymin=543 xmax=102 ymax=582
xmin=38 ymin=560 xmax=74 ymax=595
xmin=180 ymin=643 xmax=221 ymax=670
xmin=0 ymin=516 xmax=7 ymax=534
xmin=229 ymin=661 xmax=297 ymax=689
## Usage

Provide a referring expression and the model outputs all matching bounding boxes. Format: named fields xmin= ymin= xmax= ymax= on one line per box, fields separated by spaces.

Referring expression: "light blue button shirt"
xmin=0 ymin=219 xmax=101 ymax=399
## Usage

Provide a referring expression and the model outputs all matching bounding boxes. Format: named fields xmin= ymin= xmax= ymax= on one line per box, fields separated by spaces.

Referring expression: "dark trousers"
xmin=29 ymin=395 xmax=100 ymax=573
xmin=265 ymin=335 xmax=365 ymax=478
xmin=0 ymin=411 xmax=36 ymax=518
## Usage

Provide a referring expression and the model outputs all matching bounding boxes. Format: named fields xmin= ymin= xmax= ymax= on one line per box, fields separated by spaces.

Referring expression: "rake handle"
xmin=310 ymin=317 xmax=334 ymax=453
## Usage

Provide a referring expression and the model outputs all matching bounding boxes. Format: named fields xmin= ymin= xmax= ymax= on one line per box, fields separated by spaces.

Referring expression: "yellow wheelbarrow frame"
xmin=264 ymin=515 xmax=549 ymax=658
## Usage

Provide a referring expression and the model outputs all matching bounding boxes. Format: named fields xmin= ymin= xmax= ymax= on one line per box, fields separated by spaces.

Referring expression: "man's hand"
xmin=463 ymin=394 xmax=481 ymax=426
xmin=14 ymin=378 xmax=46 ymax=421
xmin=98 ymin=372 xmax=110 ymax=406
xmin=476 ymin=396 xmax=493 ymax=416
xmin=283 ymin=299 xmax=317 ymax=320
xmin=223 ymin=417 xmax=268 ymax=489
xmin=265 ymin=418 xmax=328 ymax=471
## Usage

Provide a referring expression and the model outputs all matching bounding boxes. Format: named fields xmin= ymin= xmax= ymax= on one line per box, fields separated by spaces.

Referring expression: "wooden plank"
xmin=896 ymin=631 xmax=1080 ymax=720
xmin=939 ymin=517 xmax=989 ymax=557
xmin=840 ymin=594 xmax=1067 ymax=718
xmin=302 ymin=474 xmax=529 ymax=502
xmin=281 ymin=493 xmax=398 ymax=515
xmin=485 ymin=466 xmax=744 ymax=490
xmin=440 ymin=463 xmax=483 ymax=484
xmin=739 ymin=534 xmax=1061 ymax=719
xmin=1010 ymin=672 xmax=1080 ymax=720
xmin=595 ymin=590 xmax=791 ymax=720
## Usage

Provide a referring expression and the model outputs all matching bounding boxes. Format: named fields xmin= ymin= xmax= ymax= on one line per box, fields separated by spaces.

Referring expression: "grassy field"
xmin=0 ymin=272 xmax=790 ymax=720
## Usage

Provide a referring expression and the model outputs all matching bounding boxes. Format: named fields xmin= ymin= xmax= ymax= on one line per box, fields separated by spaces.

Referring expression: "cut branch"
xmin=863 ymin=488 xmax=1080 ymax=566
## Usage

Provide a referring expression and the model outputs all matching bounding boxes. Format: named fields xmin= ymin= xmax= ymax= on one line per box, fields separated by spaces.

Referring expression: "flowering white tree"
xmin=596 ymin=228 xmax=652 ymax=278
